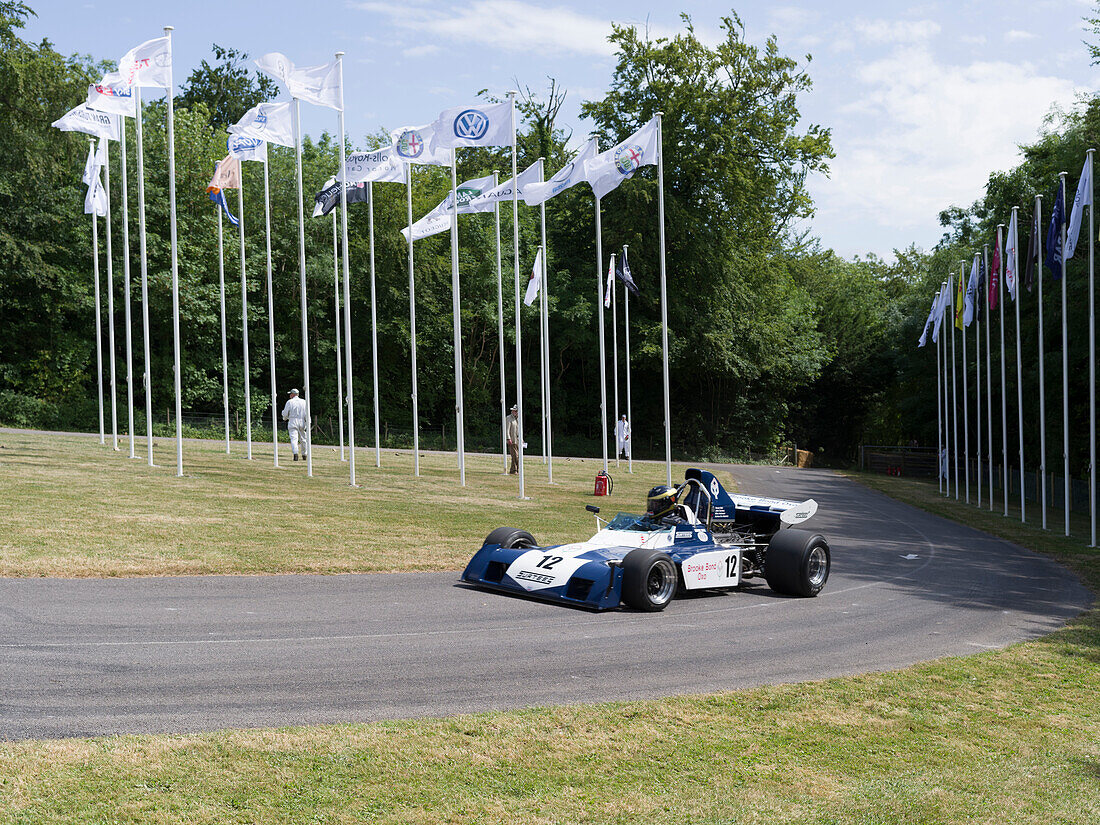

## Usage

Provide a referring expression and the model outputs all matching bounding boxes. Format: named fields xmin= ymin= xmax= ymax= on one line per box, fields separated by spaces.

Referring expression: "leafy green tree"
xmin=177 ymin=44 xmax=276 ymax=129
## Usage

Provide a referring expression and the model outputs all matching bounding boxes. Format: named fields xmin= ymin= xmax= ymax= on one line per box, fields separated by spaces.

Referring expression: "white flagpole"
xmin=538 ymin=165 xmax=547 ymax=466
xmin=103 ymin=138 xmax=118 ymax=451
xmin=596 ymin=195 xmax=608 ymax=474
xmin=292 ymin=97 xmax=313 ymax=477
xmin=1059 ymin=172 xmax=1070 ymax=535
xmin=493 ymin=171 xmax=507 ymax=474
xmin=1013 ymin=206 xmax=1026 ymax=524
xmin=998 ymin=223 xmax=1008 ymax=515
xmin=951 ymin=275 xmax=959 ymax=498
xmin=448 ymin=152 xmax=466 ymax=486
xmin=263 ymin=155 xmax=278 ymax=467
xmin=90 ymin=140 xmax=104 ymax=446
xmin=336 ymin=53 xmax=356 ymax=486
xmin=164 ymin=26 xmax=182 ymax=477
xmin=625 ymin=244 xmax=633 ymax=474
xmin=937 ymin=289 xmax=944 ymax=495
xmin=237 ymin=173 xmax=252 ymax=459
xmin=612 ymin=250 xmax=620 ymax=468
xmin=538 ymin=159 xmax=553 ymax=482
xmin=406 ymin=163 xmax=420 ymax=477
xmin=1037 ymin=195 xmax=1047 ymax=528
xmin=119 ymin=118 xmax=135 ymax=459
xmin=1089 ymin=150 xmax=1096 ymax=545
xmin=975 ymin=262 xmax=982 ymax=508
xmin=657 ymin=111 xmax=672 ymax=486
xmin=216 ymin=165 xmax=229 ymax=454
xmin=984 ymin=246 xmax=992 ymax=509
xmin=961 ymin=262 xmax=969 ymax=503
xmin=134 ymin=85 xmax=153 ymax=466
xmin=369 ymin=181 xmax=381 ymax=469
xmin=332 ymin=210 xmax=345 ymax=462
xmin=509 ymin=90 xmax=524 ymax=497
xmin=943 ymin=281 xmax=951 ymax=498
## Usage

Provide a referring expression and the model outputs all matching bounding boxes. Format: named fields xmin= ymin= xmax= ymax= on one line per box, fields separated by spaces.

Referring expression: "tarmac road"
xmin=0 ymin=465 xmax=1091 ymax=740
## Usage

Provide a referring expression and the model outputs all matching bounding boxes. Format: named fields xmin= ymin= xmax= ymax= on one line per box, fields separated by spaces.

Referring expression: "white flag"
xmin=118 ymin=35 xmax=172 ymax=90
xmin=344 ymin=145 xmax=403 ymax=184
xmin=1066 ymin=156 xmax=1092 ymax=260
xmin=465 ymin=162 xmax=541 ymax=214
xmin=227 ymin=133 xmax=268 ymax=163
xmin=82 ymin=143 xmax=108 ymax=217
xmin=523 ymin=138 xmax=599 ymax=206
xmin=401 ymin=173 xmax=497 ymax=242
xmin=82 ymin=140 xmax=106 ymax=186
xmin=604 ymin=253 xmax=615 ymax=308
xmin=429 ymin=101 xmax=512 ymax=149
xmin=85 ymin=176 xmax=108 ymax=217
xmin=255 ymin=53 xmax=340 ymax=110
xmin=963 ymin=255 xmax=979 ymax=327
xmin=932 ymin=282 xmax=949 ymax=343
xmin=584 ymin=117 xmax=660 ymax=200
xmin=918 ymin=293 xmax=938 ymax=347
xmin=1005 ymin=210 xmax=1018 ymax=300
xmin=229 ymin=101 xmax=294 ymax=148
xmin=390 ymin=124 xmax=452 ymax=166
xmin=86 ymin=72 xmax=136 ymax=117
xmin=52 ymin=104 xmax=119 ymax=141
xmin=524 ymin=247 xmax=543 ymax=306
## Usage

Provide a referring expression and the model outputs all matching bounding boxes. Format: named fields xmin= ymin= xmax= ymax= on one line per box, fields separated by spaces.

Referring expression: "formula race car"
xmin=461 ymin=468 xmax=830 ymax=612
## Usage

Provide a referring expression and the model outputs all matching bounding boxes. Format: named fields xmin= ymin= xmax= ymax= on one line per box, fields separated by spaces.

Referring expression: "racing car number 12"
xmin=679 ymin=548 xmax=741 ymax=590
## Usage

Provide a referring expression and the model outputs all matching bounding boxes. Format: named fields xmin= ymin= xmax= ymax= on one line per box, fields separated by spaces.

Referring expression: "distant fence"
xmin=859 ymin=446 xmax=937 ymax=478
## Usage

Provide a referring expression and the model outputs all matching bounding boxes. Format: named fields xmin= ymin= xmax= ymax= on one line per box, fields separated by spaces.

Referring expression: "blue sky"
xmin=27 ymin=0 xmax=1100 ymax=260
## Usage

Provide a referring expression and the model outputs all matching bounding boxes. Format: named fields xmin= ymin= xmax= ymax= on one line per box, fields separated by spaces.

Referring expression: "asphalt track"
xmin=0 ymin=464 xmax=1092 ymax=741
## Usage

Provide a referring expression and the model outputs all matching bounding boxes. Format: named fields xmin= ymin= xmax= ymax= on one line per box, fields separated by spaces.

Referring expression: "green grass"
xmin=0 ymin=432 xmax=1097 ymax=824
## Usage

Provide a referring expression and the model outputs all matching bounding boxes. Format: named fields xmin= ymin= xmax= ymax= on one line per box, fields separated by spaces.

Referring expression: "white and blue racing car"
xmin=461 ymin=468 xmax=830 ymax=611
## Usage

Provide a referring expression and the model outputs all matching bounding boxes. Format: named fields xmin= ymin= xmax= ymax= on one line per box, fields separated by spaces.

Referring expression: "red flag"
xmin=989 ymin=234 xmax=1001 ymax=310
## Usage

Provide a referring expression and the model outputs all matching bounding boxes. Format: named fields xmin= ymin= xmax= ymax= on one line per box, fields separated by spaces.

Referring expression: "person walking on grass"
xmin=281 ymin=388 xmax=309 ymax=462
xmin=506 ymin=404 xmax=519 ymax=474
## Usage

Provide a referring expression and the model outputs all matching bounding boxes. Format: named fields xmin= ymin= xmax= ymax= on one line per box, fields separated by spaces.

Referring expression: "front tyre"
xmin=482 ymin=527 xmax=537 ymax=549
xmin=621 ymin=548 xmax=678 ymax=611
xmin=764 ymin=529 xmax=830 ymax=597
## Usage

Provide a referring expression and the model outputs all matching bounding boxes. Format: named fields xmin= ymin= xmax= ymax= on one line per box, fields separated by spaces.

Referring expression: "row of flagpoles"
xmin=919 ymin=149 xmax=1097 ymax=545
xmin=52 ymin=29 xmax=672 ymax=494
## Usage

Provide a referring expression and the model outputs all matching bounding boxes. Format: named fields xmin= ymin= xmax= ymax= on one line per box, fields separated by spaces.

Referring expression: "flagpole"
xmin=612 ymin=249 xmax=620 ymax=469
xmin=509 ymin=89 xmax=524 ymax=498
xmin=335 ymin=53 xmax=356 ymax=486
xmin=943 ymin=280 xmax=951 ymax=498
xmin=120 ymin=118 xmax=135 ymax=459
xmin=263 ymin=153 xmax=279 ymax=467
xmin=951 ymin=274 xmax=959 ymax=498
xmin=163 ymin=26 xmax=182 ymax=477
xmin=237 ymin=169 xmax=252 ymax=459
xmin=368 ymin=180 xmax=381 ymax=469
xmin=625 ymin=244 xmax=633 ymax=474
xmin=997 ymin=223 xmax=1007 ymax=515
xmin=537 ymin=163 xmax=547 ymax=465
xmin=984 ymin=246 xmax=992 ymax=509
xmin=90 ymin=140 xmax=104 ymax=446
xmin=330 ymin=210 xmax=343 ymax=462
xmin=538 ymin=158 xmax=553 ymax=482
xmin=961 ymin=261 xmax=970 ymax=504
xmin=657 ymin=111 xmax=672 ymax=486
xmin=134 ymin=85 xmax=153 ymax=466
xmin=1060 ymin=171 xmax=1069 ymax=535
xmin=596 ymin=194 xmax=608 ymax=474
xmin=936 ymin=289 xmax=944 ymax=495
xmin=1013 ymin=206 xmax=1026 ymax=524
xmin=493 ymin=171 xmax=507 ymax=474
xmin=103 ymin=138 xmax=118 ymax=451
xmin=406 ymin=162 xmax=420 ymax=477
xmin=1088 ymin=150 xmax=1096 ymax=545
xmin=449 ymin=151 xmax=466 ymax=487
xmin=216 ymin=164 xmax=229 ymax=454
xmin=975 ymin=261 xmax=982 ymax=508
xmin=1037 ymin=194 xmax=1047 ymax=529
xmin=293 ymin=97 xmax=313 ymax=478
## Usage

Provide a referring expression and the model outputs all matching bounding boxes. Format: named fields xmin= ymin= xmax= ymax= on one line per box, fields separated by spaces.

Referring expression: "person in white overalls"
xmin=616 ymin=414 xmax=631 ymax=460
xmin=281 ymin=388 xmax=309 ymax=461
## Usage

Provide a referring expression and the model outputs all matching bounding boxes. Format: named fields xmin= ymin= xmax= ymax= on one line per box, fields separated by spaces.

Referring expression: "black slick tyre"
xmin=764 ymin=529 xmax=830 ymax=597
xmin=482 ymin=527 xmax=537 ymax=549
xmin=621 ymin=547 xmax=678 ymax=611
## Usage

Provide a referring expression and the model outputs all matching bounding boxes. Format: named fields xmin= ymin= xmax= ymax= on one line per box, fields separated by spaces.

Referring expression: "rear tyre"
xmin=482 ymin=527 xmax=537 ymax=549
xmin=764 ymin=529 xmax=830 ymax=597
xmin=621 ymin=548 xmax=678 ymax=611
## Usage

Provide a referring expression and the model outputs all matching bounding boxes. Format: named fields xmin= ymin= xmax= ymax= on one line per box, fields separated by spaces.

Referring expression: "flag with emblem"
xmin=52 ymin=103 xmax=119 ymax=142
xmin=429 ymin=101 xmax=512 ymax=149
xmin=343 ymin=145 xmax=403 ymax=185
xmin=227 ymin=133 xmax=267 ymax=163
xmin=524 ymin=247 xmax=543 ymax=306
xmin=206 ymin=157 xmax=240 ymax=225
xmin=86 ymin=72 xmax=136 ymax=117
xmin=230 ymin=101 xmax=294 ymax=148
xmin=313 ymin=177 xmax=371 ymax=217
xmin=389 ymin=124 xmax=452 ymax=166
xmin=401 ymin=173 xmax=496 ymax=241
xmin=118 ymin=35 xmax=172 ymax=89
xmin=584 ymin=117 xmax=660 ymax=199
xmin=255 ymin=52 xmax=340 ymax=110
xmin=524 ymin=139 xmax=599 ymax=206
xmin=465 ymin=162 xmax=541 ymax=213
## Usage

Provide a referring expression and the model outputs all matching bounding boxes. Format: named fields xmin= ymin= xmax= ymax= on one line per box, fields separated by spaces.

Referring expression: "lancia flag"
xmin=52 ymin=103 xmax=119 ymax=142
xmin=255 ymin=53 xmax=340 ymax=110
xmin=1045 ymin=182 xmax=1066 ymax=278
xmin=230 ymin=101 xmax=294 ymax=148
xmin=584 ymin=117 xmax=659 ymax=200
xmin=1065 ymin=157 xmax=1092 ymax=260
xmin=524 ymin=247 xmax=542 ymax=306
xmin=390 ymin=124 xmax=452 ymax=166
xmin=118 ymin=35 xmax=172 ymax=90
xmin=86 ymin=72 xmax=136 ymax=117
xmin=617 ymin=246 xmax=640 ymax=296
xmin=523 ymin=138 xmax=599 ymax=206
xmin=429 ymin=101 xmax=512 ymax=149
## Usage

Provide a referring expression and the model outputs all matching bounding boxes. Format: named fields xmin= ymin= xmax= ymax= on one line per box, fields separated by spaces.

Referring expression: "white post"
xmin=657 ymin=112 xmax=672 ymax=486
xmin=332 ymin=210 xmax=345 ymax=462
xmin=538 ymin=158 xmax=553 ymax=482
xmin=612 ymin=249 xmax=620 ymax=468
xmin=336 ymin=53 xmax=356 ymax=486
xmin=951 ymin=275 xmax=959 ymax=498
xmin=164 ymin=26 xmax=182 ymax=477
xmin=1088 ymin=150 xmax=1096 ymax=544
xmin=961 ymin=261 xmax=969 ymax=504
xmin=1037 ymin=195 xmax=1047 ymax=529
xmin=975 ymin=262 xmax=982 ymax=508
xmin=936 ymin=289 xmax=943 ymax=495
xmin=263 ymin=156 xmax=279 ymax=467
xmin=448 ymin=153 xmax=466 ymax=486
xmin=103 ymin=138 xmax=118 ymax=451
xmin=369 ymin=181 xmax=381 ymax=469
xmin=998 ymin=223 xmax=1008 ymax=515
xmin=1060 ymin=172 xmax=1070 ymax=535
xmin=984 ymin=246 xmax=992 ymax=509
xmin=509 ymin=90 xmax=524 ymax=497
xmin=90 ymin=144 xmax=104 ymax=445
xmin=943 ymin=282 xmax=951 ymax=499
xmin=1013 ymin=206 xmax=1026 ymax=524
xmin=494 ymin=171 xmax=507 ymax=474
xmin=237 ymin=173 xmax=252 ymax=459
xmin=537 ymin=164 xmax=547 ymax=465
xmin=292 ymin=97 xmax=313 ymax=477
xmin=119 ymin=118 xmax=135 ymax=458
xmin=134 ymin=85 xmax=153 ymax=466
xmin=216 ymin=164 xmax=229 ymax=454
xmin=596 ymin=195 xmax=608 ymax=474
xmin=625 ymin=245 xmax=633 ymax=474
xmin=406 ymin=163 xmax=420 ymax=477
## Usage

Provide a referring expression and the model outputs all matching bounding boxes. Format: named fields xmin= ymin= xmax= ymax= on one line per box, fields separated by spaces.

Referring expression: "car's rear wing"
xmin=683 ymin=468 xmax=817 ymax=529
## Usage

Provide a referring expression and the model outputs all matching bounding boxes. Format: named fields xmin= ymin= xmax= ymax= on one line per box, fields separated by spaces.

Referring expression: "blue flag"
xmin=207 ymin=187 xmax=239 ymax=227
xmin=1045 ymin=182 xmax=1065 ymax=279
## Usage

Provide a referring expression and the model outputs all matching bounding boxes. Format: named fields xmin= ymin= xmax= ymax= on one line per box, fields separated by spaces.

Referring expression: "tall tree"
xmin=177 ymin=44 xmax=276 ymax=129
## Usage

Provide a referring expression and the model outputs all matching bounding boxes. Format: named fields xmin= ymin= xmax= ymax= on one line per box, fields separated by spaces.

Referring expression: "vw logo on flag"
xmin=395 ymin=129 xmax=425 ymax=159
xmin=615 ymin=144 xmax=644 ymax=175
xmin=453 ymin=109 xmax=489 ymax=141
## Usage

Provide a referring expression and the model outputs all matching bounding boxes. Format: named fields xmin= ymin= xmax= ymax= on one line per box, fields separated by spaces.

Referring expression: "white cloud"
xmin=1005 ymin=29 xmax=1036 ymax=42
xmin=402 ymin=44 xmax=440 ymax=58
xmin=853 ymin=18 xmax=941 ymax=44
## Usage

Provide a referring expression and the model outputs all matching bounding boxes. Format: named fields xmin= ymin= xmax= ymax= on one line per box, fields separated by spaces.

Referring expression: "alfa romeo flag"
xmin=390 ymin=124 xmax=452 ymax=166
xmin=255 ymin=53 xmax=340 ymax=110
xmin=118 ymin=35 xmax=172 ymax=89
xmin=584 ymin=117 xmax=659 ymax=199
xmin=429 ymin=101 xmax=512 ymax=149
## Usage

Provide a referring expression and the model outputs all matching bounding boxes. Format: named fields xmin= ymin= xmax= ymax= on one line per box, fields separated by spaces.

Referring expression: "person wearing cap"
xmin=506 ymin=404 xmax=519 ymax=474
xmin=281 ymin=388 xmax=309 ymax=461
xmin=616 ymin=414 xmax=631 ymax=460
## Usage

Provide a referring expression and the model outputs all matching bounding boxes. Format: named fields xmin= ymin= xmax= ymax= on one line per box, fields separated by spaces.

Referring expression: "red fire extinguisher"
xmin=594 ymin=470 xmax=613 ymax=496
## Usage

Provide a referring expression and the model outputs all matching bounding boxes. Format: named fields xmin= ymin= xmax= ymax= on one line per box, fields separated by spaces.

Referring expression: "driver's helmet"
xmin=646 ymin=485 xmax=678 ymax=519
